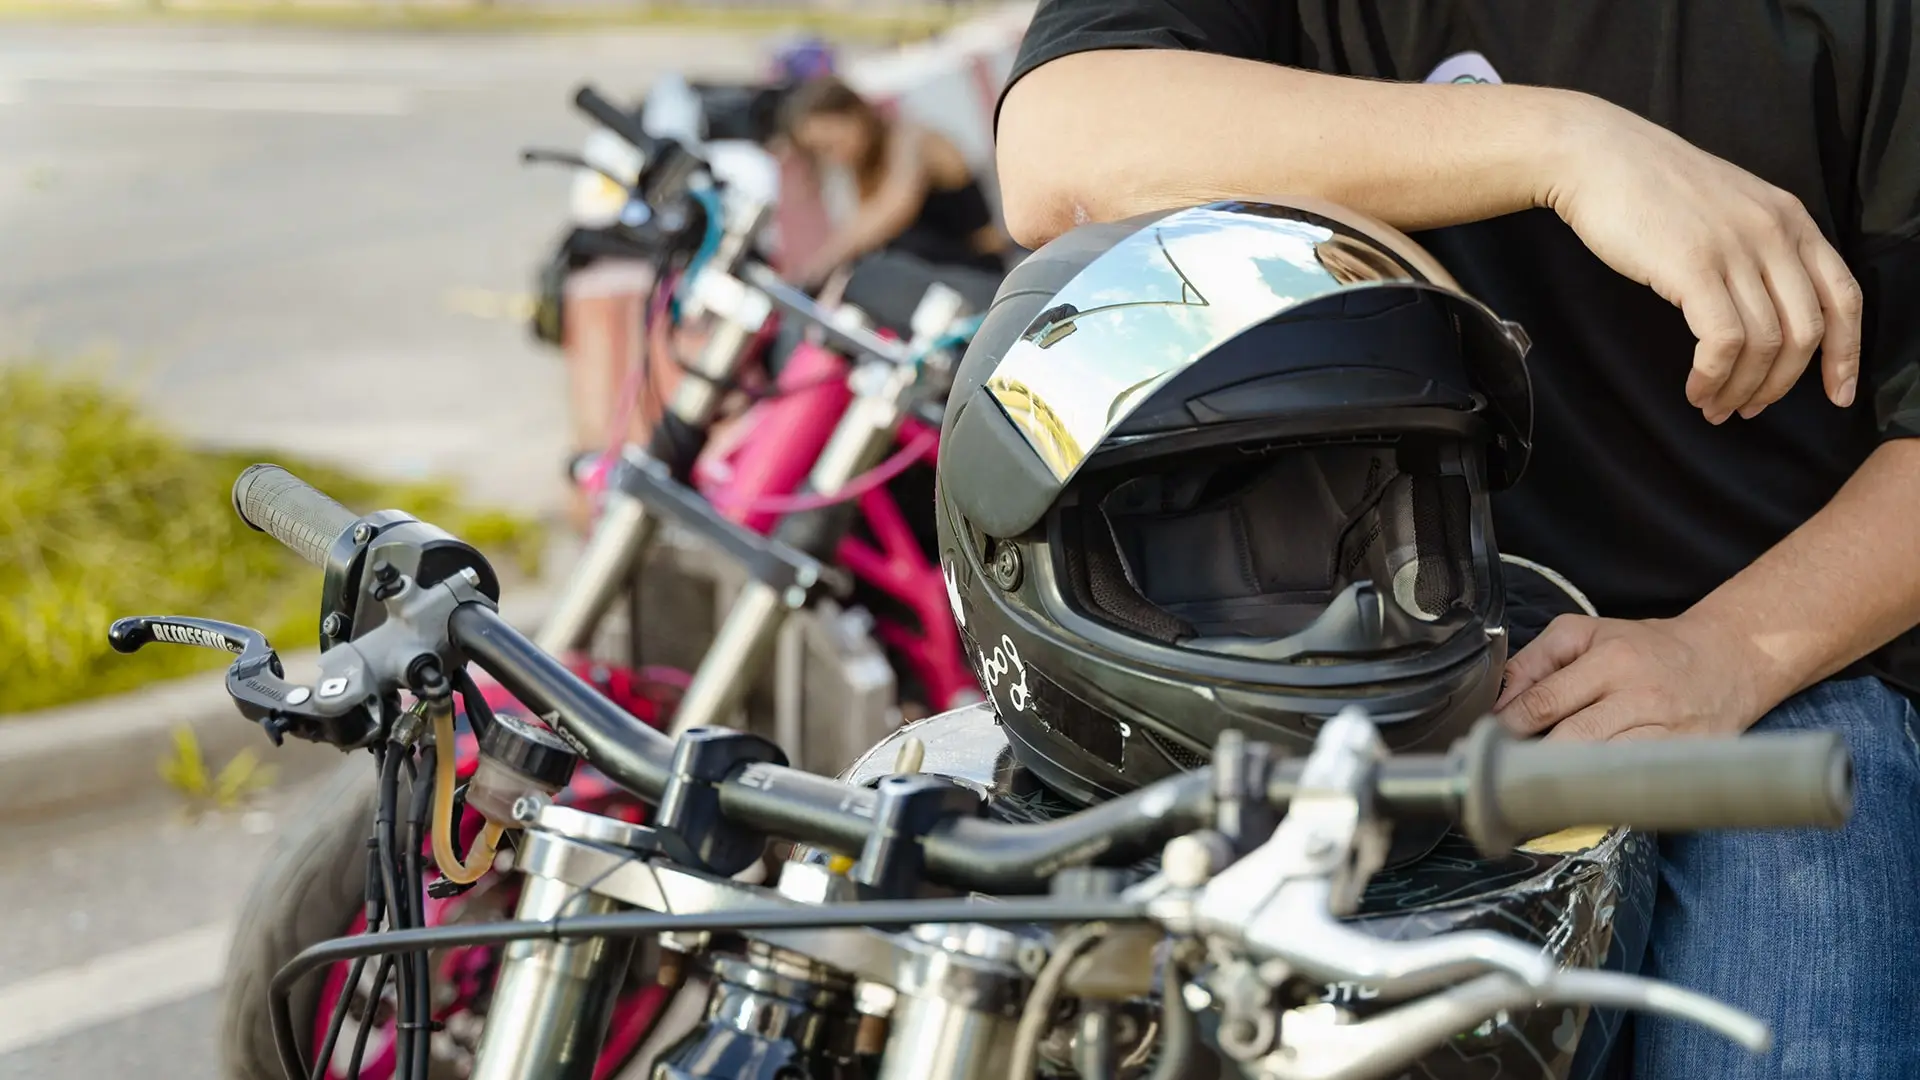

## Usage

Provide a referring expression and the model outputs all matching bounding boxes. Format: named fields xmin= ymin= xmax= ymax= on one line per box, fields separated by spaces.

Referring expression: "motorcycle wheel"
xmin=217 ymin=758 xmax=668 ymax=1080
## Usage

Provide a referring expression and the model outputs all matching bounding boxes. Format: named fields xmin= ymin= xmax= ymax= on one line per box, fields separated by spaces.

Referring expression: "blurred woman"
xmin=780 ymin=76 xmax=1008 ymax=318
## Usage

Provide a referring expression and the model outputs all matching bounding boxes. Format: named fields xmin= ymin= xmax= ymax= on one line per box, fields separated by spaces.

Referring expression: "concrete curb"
xmin=0 ymin=584 xmax=555 ymax=824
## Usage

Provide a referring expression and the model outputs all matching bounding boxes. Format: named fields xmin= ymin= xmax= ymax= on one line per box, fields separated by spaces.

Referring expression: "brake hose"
xmin=431 ymin=699 xmax=504 ymax=885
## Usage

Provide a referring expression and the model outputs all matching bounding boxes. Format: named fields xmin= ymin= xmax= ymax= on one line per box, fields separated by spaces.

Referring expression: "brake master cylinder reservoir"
xmin=467 ymin=713 xmax=579 ymax=825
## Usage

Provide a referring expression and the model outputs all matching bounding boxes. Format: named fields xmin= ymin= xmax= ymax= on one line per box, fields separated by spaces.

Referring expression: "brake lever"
xmin=108 ymin=615 xmax=378 ymax=747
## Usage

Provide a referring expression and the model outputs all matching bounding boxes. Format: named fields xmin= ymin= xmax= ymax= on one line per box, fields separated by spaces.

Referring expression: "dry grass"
xmin=0 ymin=363 xmax=541 ymax=714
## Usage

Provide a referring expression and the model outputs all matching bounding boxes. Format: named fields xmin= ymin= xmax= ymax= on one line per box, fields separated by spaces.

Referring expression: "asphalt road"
xmin=0 ymin=21 xmax=777 ymax=516
xmin=0 ymin=22 xmax=784 ymax=1077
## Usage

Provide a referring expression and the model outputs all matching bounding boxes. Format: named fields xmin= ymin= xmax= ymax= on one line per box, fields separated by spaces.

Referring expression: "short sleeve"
xmin=1852 ymin=9 xmax=1920 ymax=440
xmin=997 ymin=0 xmax=1292 ymax=130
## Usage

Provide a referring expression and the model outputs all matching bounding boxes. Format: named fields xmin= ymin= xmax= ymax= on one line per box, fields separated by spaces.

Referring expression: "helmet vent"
xmin=1144 ymin=728 xmax=1208 ymax=772
xmin=1410 ymin=474 xmax=1472 ymax=617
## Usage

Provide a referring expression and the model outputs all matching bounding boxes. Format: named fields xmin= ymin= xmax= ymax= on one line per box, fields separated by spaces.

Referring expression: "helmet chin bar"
xmin=1183 ymin=580 xmax=1472 ymax=664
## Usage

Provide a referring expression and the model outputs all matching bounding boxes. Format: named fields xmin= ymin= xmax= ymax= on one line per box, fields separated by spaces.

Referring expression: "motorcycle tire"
xmin=220 ymin=757 xmax=380 ymax=1080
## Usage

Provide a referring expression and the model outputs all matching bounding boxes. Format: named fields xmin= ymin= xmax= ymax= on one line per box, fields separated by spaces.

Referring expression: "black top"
xmin=1004 ymin=0 xmax=1920 ymax=693
xmin=891 ymin=176 xmax=1004 ymax=274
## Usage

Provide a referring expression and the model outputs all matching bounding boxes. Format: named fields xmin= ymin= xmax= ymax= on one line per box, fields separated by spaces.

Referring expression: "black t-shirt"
xmin=1004 ymin=0 xmax=1920 ymax=693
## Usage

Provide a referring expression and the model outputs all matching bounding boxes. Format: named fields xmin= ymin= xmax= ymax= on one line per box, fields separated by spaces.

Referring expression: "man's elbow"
xmin=995 ymin=63 xmax=1101 ymax=249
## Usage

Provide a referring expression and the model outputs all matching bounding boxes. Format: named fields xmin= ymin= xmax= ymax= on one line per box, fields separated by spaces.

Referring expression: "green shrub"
xmin=0 ymin=365 xmax=541 ymax=713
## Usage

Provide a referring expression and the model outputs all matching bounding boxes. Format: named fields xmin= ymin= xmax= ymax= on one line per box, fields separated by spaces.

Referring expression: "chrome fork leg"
xmin=666 ymin=578 xmax=789 ymax=736
xmin=468 ymin=872 xmax=633 ymax=1080
xmin=536 ymin=492 xmax=658 ymax=655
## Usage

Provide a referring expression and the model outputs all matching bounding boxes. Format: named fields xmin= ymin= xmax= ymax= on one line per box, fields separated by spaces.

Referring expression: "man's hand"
xmin=1544 ymin=98 xmax=1864 ymax=425
xmin=1494 ymin=612 xmax=1773 ymax=741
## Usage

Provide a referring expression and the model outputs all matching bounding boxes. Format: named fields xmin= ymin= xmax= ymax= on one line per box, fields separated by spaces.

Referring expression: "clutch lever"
xmin=1544 ymin=968 xmax=1769 ymax=1053
xmin=1249 ymin=969 xmax=1768 ymax=1080
xmin=1243 ymin=876 xmax=1558 ymax=996
xmin=108 ymin=615 xmax=380 ymax=748
xmin=520 ymin=147 xmax=633 ymax=189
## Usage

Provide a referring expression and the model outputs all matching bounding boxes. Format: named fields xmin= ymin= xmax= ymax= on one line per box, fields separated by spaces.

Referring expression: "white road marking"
xmin=0 ymin=922 xmax=232 ymax=1055
xmin=20 ymin=78 xmax=413 ymax=116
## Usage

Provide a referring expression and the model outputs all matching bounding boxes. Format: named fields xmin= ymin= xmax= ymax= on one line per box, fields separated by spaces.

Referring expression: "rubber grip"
xmin=231 ymin=464 xmax=360 ymax=569
xmin=573 ymin=85 xmax=658 ymax=157
xmin=1457 ymin=719 xmax=1853 ymax=855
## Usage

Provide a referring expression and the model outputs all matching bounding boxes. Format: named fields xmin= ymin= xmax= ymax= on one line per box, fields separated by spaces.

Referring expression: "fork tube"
xmin=536 ymin=491 xmax=658 ymax=654
xmin=665 ymin=363 xmax=907 ymax=737
xmin=468 ymin=871 xmax=632 ymax=1080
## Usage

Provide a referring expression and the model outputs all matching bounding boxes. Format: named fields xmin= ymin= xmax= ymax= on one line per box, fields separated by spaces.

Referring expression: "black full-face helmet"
xmin=936 ymin=200 xmax=1534 ymax=864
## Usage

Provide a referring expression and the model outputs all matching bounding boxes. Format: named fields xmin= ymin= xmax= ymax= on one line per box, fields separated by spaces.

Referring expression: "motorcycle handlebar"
xmin=572 ymin=84 xmax=659 ymax=159
xmin=227 ymin=469 xmax=1854 ymax=891
xmin=444 ymin=602 xmax=1854 ymax=891
xmin=231 ymin=464 xmax=358 ymax=569
xmin=1453 ymin=721 xmax=1852 ymax=854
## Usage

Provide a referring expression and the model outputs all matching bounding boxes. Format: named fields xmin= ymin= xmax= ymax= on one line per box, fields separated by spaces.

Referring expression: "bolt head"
xmin=989 ymin=543 xmax=1022 ymax=590
xmin=352 ymin=523 xmax=372 ymax=544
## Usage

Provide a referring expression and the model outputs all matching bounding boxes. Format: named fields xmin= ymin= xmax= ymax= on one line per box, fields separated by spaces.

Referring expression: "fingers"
xmin=1677 ymin=195 xmax=1862 ymax=422
xmin=1802 ymin=236 xmax=1864 ymax=407
xmin=1739 ymin=258 xmax=1825 ymax=417
xmin=1680 ymin=273 xmax=1746 ymax=416
xmin=1496 ymin=619 xmax=1607 ymax=737
xmin=1493 ymin=615 xmax=1596 ymax=711
xmin=1542 ymin=700 xmax=1657 ymax=743
xmin=1498 ymin=657 xmax=1610 ymax=737
xmin=1701 ymin=265 xmax=1785 ymax=424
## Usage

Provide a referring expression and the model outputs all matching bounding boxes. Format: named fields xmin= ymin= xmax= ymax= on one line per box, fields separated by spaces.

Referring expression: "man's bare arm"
xmin=997 ymin=48 xmax=1861 ymax=422
xmin=1694 ymin=439 xmax=1920 ymax=702
xmin=997 ymin=49 xmax=1577 ymax=246
xmin=1499 ymin=440 xmax=1920 ymax=739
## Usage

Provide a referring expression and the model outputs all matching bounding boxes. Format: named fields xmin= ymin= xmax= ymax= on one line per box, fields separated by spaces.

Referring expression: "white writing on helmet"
xmin=978 ymin=633 xmax=1030 ymax=713
xmin=942 ymin=557 xmax=966 ymax=630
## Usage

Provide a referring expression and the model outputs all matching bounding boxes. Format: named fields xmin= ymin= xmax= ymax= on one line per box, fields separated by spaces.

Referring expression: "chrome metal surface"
xmin=806 ymin=359 xmax=915 ymax=494
xmin=535 ymin=491 xmax=656 ymax=653
xmin=839 ymin=704 xmax=1017 ymax=796
xmin=668 ymin=578 xmax=786 ymax=736
xmin=684 ymin=266 xmax=774 ymax=331
xmin=909 ymin=923 xmax=1021 ymax=966
xmin=908 ymin=282 xmax=969 ymax=345
xmin=979 ymin=200 xmax=1528 ymax=486
xmin=710 ymin=200 xmax=771 ymax=277
xmin=533 ymin=802 xmax=650 ymax=849
xmin=515 ymin=829 xmax=903 ymax=984
xmin=873 ymin=993 xmax=1014 ymax=1080
xmin=469 ymin=871 xmax=632 ymax=1080
xmin=875 ymin=921 xmax=1026 ymax=1080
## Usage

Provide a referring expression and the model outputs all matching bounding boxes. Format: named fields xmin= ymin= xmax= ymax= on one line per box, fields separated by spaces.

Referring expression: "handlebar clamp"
xmin=850 ymin=775 xmax=985 ymax=899
xmin=655 ymin=727 xmax=789 ymax=876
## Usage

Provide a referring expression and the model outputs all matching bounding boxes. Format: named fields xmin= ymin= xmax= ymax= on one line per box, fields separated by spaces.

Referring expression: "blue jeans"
xmin=1632 ymin=676 xmax=1920 ymax=1078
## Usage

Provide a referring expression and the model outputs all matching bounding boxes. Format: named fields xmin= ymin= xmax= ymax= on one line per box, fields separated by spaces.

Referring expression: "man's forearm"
xmin=997 ymin=49 xmax=1595 ymax=247
xmin=1681 ymin=439 xmax=1920 ymax=719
